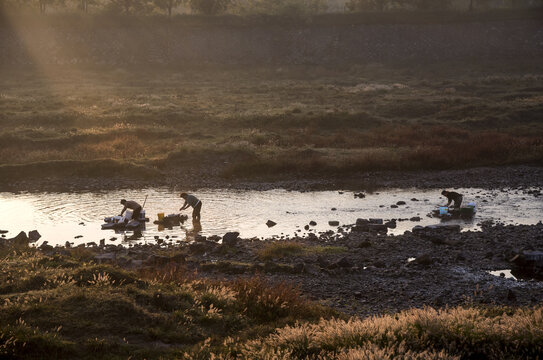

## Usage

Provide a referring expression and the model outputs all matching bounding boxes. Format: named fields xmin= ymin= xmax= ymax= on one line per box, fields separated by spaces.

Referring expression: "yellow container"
xmin=157 ymin=213 xmax=165 ymax=221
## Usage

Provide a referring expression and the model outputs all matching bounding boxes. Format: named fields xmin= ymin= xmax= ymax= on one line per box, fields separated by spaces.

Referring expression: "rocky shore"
xmin=10 ymin=219 xmax=542 ymax=317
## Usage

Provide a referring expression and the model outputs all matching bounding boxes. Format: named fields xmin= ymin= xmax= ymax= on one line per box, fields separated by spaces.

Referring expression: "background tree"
xmin=154 ymin=0 xmax=182 ymax=15
xmin=187 ymin=0 xmax=230 ymax=14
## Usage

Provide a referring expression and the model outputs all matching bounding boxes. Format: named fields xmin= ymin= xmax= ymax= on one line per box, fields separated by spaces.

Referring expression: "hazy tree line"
xmin=0 ymin=0 xmax=541 ymax=15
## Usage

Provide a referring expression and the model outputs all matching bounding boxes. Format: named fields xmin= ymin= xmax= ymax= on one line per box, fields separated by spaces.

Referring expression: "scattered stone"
xmin=110 ymin=237 xmax=117 ymax=241
xmin=29 ymin=230 xmax=41 ymax=242
xmin=100 ymin=239 xmax=106 ymax=247
xmin=390 ymin=205 xmax=398 ymax=208
xmin=304 ymin=225 xmax=310 ymax=230
xmin=266 ymin=220 xmax=277 ymax=227
xmin=74 ymin=235 xmax=83 ymax=239
xmin=414 ymin=254 xmax=433 ymax=266
xmin=222 ymin=232 xmax=240 ymax=246
xmin=79 ymin=222 xmax=85 ymax=226
xmin=86 ymin=242 xmax=97 ymax=247
xmin=331 ymin=208 xmax=337 ymax=211
xmin=309 ymin=221 xmax=317 ymax=226
xmin=385 ymin=220 xmax=397 ymax=229
xmin=368 ymin=224 xmax=388 ymax=233
xmin=195 ymin=234 xmax=207 ymax=242
xmin=354 ymin=193 xmax=365 ymax=199
xmin=396 ymin=201 xmax=406 ymax=205
xmin=411 ymin=198 xmax=419 ymax=201
xmin=0 ymin=230 xmax=8 ymax=234
xmin=369 ymin=219 xmax=383 ymax=225
xmin=410 ymin=216 xmax=422 ymax=222
xmin=328 ymin=221 xmax=340 ymax=226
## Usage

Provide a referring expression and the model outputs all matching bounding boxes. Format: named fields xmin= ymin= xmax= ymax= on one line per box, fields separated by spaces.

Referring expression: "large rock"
xmin=222 ymin=232 xmax=240 ymax=246
xmin=7 ymin=231 xmax=29 ymax=246
xmin=266 ymin=220 xmax=277 ymax=227
xmin=28 ymin=230 xmax=41 ymax=242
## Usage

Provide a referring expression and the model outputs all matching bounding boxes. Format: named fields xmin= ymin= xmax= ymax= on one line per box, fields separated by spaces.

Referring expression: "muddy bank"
xmin=23 ymin=221 xmax=543 ymax=317
xmin=1 ymin=165 xmax=542 ymax=192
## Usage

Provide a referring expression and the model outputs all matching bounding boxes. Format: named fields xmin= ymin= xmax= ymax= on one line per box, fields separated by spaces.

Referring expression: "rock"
xmin=369 ymin=219 xmax=383 ymax=225
xmin=65 ymin=241 xmax=71 ymax=248
xmin=412 ymin=225 xmax=425 ymax=233
xmin=354 ymin=291 xmax=362 ymax=299
xmin=79 ymin=222 xmax=85 ymax=226
xmin=28 ymin=230 xmax=41 ymax=242
xmin=410 ymin=216 xmax=422 ymax=222
xmin=304 ymin=225 xmax=310 ymax=230
xmin=368 ymin=224 xmax=388 ymax=233
xmin=390 ymin=205 xmax=398 ymax=208
xmin=189 ymin=243 xmax=207 ymax=254
xmin=396 ymin=201 xmax=406 ymax=205
xmin=7 ymin=231 xmax=28 ymax=245
xmin=266 ymin=220 xmax=277 ymax=227
xmin=0 ymin=230 xmax=8 ymax=234
xmin=328 ymin=221 xmax=340 ymax=226
xmin=100 ymin=239 xmax=106 ymax=247
xmin=208 ymin=235 xmax=221 ymax=242
xmin=293 ymin=263 xmax=304 ymax=273
xmin=110 ymin=237 xmax=117 ymax=241
xmin=354 ymin=192 xmax=365 ymax=198
xmin=411 ymin=198 xmax=419 ymax=201
xmin=317 ymin=256 xmax=329 ymax=268
xmin=414 ymin=254 xmax=433 ymax=266
xmin=195 ymin=234 xmax=207 ymax=242
xmin=156 ymin=238 xmax=164 ymax=245
xmin=39 ymin=243 xmax=53 ymax=252
xmin=309 ymin=221 xmax=317 ymax=226
xmin=86 ymin=242 xmax=97 ymax=247
xmin=331 ymin=208 xmax=337 ymax=211
xmin=74 ymin=235 xmax=83 ymax=239
xmin=356 ymin=218 xmax=369 ymax=226
xmin=336 ymin=257 xmax=353 ymax=268
xmin=222 ymin=232 xmax=240 ymax=246
xmin=385 ymin=220 xmax=397 ymax=229
xmin=507 ymin=289 xmax=517 ymax=302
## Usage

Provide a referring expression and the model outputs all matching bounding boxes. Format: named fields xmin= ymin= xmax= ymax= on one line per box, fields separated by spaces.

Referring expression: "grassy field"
xmin=1 ymin=242 xmax=542 ymax=359
xmin=1 ymin=61 xmax=542 ymax=182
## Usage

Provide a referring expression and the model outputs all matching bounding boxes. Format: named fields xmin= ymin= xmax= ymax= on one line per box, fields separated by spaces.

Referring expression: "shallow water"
xmin=0 ymin=187 xmax=542 ymax=247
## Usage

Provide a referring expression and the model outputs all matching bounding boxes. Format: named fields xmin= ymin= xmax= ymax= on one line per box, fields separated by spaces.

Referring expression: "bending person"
xmin=441 ymin=190 xmax=463 ymax=209
xmin=120 ymin=199 xmax=142 ymax=221
xmin=179 ymin=192 xmax=202 ymax=221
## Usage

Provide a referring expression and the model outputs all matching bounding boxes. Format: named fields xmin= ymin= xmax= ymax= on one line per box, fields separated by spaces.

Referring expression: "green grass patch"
xmin=257 ymin=241 xmax=347 ymax=260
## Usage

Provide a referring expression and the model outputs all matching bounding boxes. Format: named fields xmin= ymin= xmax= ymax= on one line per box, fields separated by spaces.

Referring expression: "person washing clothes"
xmin=441 ymin=190 xmax=463 ymax=208
xmin=179 ymin=193 xmax=202 ymax=221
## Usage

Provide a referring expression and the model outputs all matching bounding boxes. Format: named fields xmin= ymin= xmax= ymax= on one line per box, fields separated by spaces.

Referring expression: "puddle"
xmin=0 ymin=187 xmax=542 ymax=247
xmin=488 ymin=269 xmax=517 ymax=280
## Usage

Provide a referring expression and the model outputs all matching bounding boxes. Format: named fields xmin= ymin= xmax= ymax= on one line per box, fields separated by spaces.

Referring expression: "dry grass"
xmin=1 ymin=63 xmax=542 ymax=180
xmin=198 ymin=305 xmax=543 ymax=359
